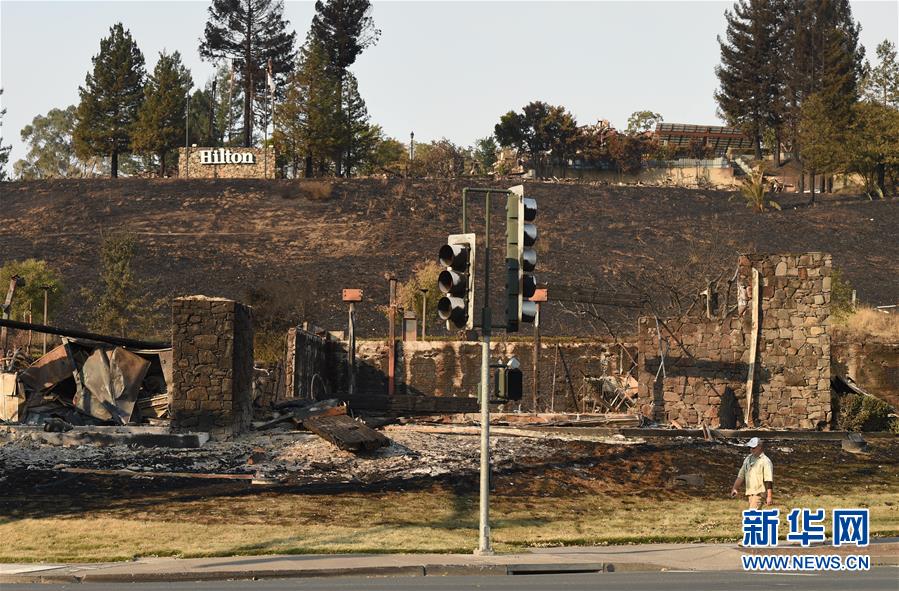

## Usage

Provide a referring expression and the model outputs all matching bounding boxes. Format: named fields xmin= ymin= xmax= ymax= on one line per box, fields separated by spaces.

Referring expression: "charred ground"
xmin=2 ymin=178 xmax=897 ymax=338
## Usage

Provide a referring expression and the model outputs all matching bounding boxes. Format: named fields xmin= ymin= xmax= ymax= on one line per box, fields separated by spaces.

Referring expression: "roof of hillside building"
xmin=654 ymin=123 xmax=753 ymax=154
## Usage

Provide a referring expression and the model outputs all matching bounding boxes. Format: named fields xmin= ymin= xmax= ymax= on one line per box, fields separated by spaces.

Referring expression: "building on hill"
xmin=653 ymin=123 xmax=754 ymax=157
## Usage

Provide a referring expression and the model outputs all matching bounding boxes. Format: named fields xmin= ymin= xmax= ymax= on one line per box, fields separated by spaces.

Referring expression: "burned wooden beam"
xmin=303 ymin=414 xmax=390 ymax=452
xmin=341 ymin=394 xmax=479 ymax=415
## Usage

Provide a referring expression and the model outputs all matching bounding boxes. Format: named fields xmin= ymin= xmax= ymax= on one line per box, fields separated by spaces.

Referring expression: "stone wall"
xmin=637 ymin=253 xmax=832 ymax=429
xmin=178 ymin=146 xmax=275 ymax=179
xmin=171 ymin=296 xmax=254 ymax=438
xmin=325 ymin=339 xmax=632 ymax=413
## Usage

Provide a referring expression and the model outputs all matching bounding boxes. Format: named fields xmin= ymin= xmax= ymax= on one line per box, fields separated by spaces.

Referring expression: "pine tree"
xmin=199 ymin=0 xmax=297 ymax=148
xmin=307 ymin=0 xmax=380 ymax=175
xmin=73 ymin=23 xmax=146 ymax=178
xmin=340 ymin=73 xmax=377 ymax=176
xmin=308 ymin=0 xmax=380 ymax=76
xmin=848 ymin=101 xmax=899 ymax=197
xmin=132 ymin=51 xmax=193 ymax=176
xmin=715 ymin=0 xmax=781 ymax=160
xmin=274 ymin=42 xmax=341 ymax=177
xmin=273 ymin=61 xmax=312 ymax=176
xmin=862 ymin=40 xmax=899 ymax=107
xmin=779 ymin=0 xmax=864 ymax=197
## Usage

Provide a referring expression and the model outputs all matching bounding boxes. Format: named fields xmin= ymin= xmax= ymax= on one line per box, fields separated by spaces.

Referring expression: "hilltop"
xmin=2 ymin=178 xmax=897 ymax=338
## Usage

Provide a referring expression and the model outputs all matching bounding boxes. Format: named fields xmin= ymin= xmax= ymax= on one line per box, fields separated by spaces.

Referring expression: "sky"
xmin=1 ymin=0 xmax=897 ymax=167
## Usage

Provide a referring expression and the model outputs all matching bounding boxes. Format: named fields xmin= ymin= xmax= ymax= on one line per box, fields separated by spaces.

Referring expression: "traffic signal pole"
xmin=478 ymin=189 xmax=492 ymax=555
xmin=455 ymin=186 xmax=534 ymax=556
xmin=462 ymin=187 xmax=504 ymax=556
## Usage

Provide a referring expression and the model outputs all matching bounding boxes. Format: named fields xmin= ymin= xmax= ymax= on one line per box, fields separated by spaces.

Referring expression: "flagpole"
xmin=265 ymin=58 xmax=274 ymax=180
xmin=227 ymin=60 xmax=234 ymax=146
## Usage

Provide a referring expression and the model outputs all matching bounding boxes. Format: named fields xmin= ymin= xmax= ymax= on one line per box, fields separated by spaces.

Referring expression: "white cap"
xmin=746 ymin=437 xmax=761 ymax=448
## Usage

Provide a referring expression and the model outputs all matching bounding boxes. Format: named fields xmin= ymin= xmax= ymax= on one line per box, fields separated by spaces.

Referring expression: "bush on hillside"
xmin=0 ymin=259 xmax=64 ymax=321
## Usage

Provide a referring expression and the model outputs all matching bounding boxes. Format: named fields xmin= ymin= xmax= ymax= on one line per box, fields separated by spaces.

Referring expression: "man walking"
xmin=731 ymin=437 xmax=773 ymax=509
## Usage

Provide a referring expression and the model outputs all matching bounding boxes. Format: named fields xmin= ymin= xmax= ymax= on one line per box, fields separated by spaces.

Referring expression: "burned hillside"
xmin=2 ymin=178 xmax=897 ymax=338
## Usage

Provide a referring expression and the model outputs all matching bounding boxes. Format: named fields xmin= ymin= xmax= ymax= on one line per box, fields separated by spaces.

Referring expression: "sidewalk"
xmin=2 ymin=539 xmax=897 ymax=584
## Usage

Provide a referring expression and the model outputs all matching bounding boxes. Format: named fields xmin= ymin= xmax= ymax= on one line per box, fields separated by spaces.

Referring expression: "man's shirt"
xmin=737 ymin=452 xmax=774 ymax=496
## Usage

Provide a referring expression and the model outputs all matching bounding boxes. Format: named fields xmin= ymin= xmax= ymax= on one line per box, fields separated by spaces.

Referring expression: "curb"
xmin=0 ymin=562 xmax=639 ymax=584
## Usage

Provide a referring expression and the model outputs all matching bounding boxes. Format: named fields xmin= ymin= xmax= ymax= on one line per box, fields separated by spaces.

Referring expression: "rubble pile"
xmin=1 ymin=339 xmax=171 ymax=427
xmin=0 ymin=429 xmax=612 ymax=487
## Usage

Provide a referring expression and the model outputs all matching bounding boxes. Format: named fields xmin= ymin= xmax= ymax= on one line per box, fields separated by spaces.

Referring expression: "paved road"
xmin=5 ymin=569 xmax=898 ymax=591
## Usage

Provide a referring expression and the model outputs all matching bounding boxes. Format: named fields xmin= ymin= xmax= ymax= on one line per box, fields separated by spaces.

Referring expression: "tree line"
xmin=3 ymin=0 xmax=896 ymax=188
xmin=493 ymin=104 xmax=690 ymax=179
xmin=7 ymin=0 xmax=393 ymax=179
xmin=715 ymin=0 xmax=899 ymax=199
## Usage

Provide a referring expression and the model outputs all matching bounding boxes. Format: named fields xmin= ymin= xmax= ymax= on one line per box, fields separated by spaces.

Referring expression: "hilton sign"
xmin=199 ymin=148 xmax=256 ymax=165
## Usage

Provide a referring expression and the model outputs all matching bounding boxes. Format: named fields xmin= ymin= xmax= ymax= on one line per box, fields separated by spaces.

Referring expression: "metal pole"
xmin=348 ymin=302 xmax=356 ymax=396
xmin=462 ymin=188 xmax=468 ymax=234
xmin=209 ymin=79 xmax=217 ymax=146
xmin=41 ymin=285 xmax=50 ymax=355
xmin=420 ymin=289 xmax=428 ymax=341
xmin=227 ymin=61 xmax=235 ymax=146
xmin=185 ymin=92 xmax=191 ymax=178
xmin=388 ymin=278 xmax=397 ymax=396
xmin=477 ymin=190 xmax=493 ymax=555
xmin=533 ymin=303 xmax=540 ymax=414
xmin=409 ymin=131 xmax=414 ymax=178
xmin=264 ymin=84 xmax=269 ymax=179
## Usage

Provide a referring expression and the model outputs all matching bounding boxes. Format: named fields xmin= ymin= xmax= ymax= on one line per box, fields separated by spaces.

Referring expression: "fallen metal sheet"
xmin=73 ymin=347 xmax=151 ymax=424
xmin=0 ymin=424 xmax=209 ymax=447
xmin=17 ymin=344 xmax=75 ymax=394
xmin=304 ymin=414 xmax=391 ymax=452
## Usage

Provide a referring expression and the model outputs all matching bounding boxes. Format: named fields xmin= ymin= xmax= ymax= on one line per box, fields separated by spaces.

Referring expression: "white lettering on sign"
xmin=198 ymin=148 xmax=256 ymax=165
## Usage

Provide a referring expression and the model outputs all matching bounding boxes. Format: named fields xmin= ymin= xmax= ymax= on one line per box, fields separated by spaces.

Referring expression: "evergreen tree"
xmin=715 ymin=0 xmax=781 ymax=160
xmin=274 ymin=42 xmax=341 ymax=177
xmin=472 ymin=136 xmax=498 ymax=175
xmin=73 ymin=23 xmax=146 ymax=178
xmin=308 ymin=0 xmax=380 ymax=76
xmin=199 ymin=0 xmax=297 ymax=147
xmin=0 ymin=89 xmax=10 ymax=181
xmin=132 ymin=51 xmax=193 ymax=176
xmin=307 ymin=0 xmax=380 ymax=175
xmin=847 ymin=101 xmax=899 ymax=197
xmin=778 ymin=0 xmax=864 ymax=196
xmin=862 ymin=40 xmax=899 ymax=107
xmin=340 ymin=73 xmax=377 ymax=176
xmin=272 ymin=66 xmax=310 ymax=177
xmin=799 ymin=92 xmax=844 ymax=181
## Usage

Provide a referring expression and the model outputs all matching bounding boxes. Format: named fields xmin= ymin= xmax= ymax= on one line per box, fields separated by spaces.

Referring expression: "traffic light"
xmin=437 ymin=233 xmax=477 ymax=330
xmin=494 ymin=357 xmax=523 ymax=401
xmin=505 ymin=185 xmax=538 ymax=331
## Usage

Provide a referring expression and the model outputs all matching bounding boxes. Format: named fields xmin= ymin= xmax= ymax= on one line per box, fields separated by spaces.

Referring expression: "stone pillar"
xmin=171 ymin=296 xmax=253 ymax=438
